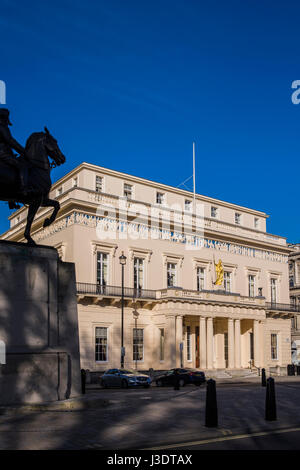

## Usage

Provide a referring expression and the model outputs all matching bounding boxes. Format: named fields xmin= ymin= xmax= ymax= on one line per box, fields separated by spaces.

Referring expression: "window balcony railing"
xmin=266 ymin=302 xmax=300 ymax=312
xmin=76 ymin=282 xmax=157 ymax=300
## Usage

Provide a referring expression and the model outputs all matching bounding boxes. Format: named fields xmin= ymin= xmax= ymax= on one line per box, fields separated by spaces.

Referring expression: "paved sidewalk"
xmin=0 ymin=377 xmax=300 ymax=450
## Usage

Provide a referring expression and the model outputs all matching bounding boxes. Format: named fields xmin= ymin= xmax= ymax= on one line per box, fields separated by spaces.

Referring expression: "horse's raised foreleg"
xmin=24 ymin=198 xmax=42 ymax=246
xmin=41 ymin=198 xmax=60 ymax=228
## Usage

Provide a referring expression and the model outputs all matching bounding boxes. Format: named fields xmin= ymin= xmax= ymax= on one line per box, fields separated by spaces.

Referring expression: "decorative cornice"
xmin=29 ymin=211 xmax=289 ymax=264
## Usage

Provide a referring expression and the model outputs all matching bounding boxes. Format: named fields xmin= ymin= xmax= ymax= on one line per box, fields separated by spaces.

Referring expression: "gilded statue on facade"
xmin=214 ymin=258 xmax=224 ymax=286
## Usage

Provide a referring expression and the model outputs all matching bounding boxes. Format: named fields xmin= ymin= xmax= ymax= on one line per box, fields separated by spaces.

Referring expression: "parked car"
xmin=100 ymin=368 xmax=152 ymax=388
xmin=154 ymin=368 xmax=206 ymax=387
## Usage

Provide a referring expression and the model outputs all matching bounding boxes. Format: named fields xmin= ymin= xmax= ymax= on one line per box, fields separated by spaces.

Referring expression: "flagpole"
xmin=193 ymin=142 xmax=196 ymax=214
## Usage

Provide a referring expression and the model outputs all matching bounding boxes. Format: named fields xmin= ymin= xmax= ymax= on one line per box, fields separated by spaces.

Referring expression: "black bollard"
xmin=265 ymin=377 xmax=277 ymax=421
xmin=81 ymin=368 xmax=86 ymax=394
xmin=174 ymin=370 xmax=180 ymax=390
xmin=261 ymin=368 xmax=267 ymax=387
xmin=205 ymin=379 xmax=218 ymax=427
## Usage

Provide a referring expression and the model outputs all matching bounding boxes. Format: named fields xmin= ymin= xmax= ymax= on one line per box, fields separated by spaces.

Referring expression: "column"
xmin=234 ymin=319 xmax=241 ymax=369
xmin=206 ymin=317 xmax=214 ymax=369
xmin=199 ymin=317 xmax=207 ymax=369
xmin=166 ymin=316 xmax=176 ymax=368
xmin=253 ymin=320 xmax=260 ymax=368
xmin=175 ymin=315 xmax=183 ymax=367
xmin=228 ymin=318 xmax=235 ymax=369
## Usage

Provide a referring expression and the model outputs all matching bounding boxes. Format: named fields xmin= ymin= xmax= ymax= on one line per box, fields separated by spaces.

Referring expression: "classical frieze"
xmin=32 ymin=212 xmax=288 ymax=264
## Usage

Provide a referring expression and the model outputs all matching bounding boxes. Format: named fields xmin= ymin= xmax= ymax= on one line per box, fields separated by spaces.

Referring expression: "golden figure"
xmin=214 ymin=259 xmax=224 ymax=286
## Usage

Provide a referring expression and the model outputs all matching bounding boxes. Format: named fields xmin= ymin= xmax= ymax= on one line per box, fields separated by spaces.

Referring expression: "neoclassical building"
xmin=289 ymin=244 xmax=300 ymax=364
xmin=1 ymin=162 xmax=296 ymax=373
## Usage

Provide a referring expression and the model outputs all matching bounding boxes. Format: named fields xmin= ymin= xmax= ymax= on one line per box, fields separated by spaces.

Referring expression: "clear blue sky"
xmin=0 ymin=0 xmax=299 ymax=242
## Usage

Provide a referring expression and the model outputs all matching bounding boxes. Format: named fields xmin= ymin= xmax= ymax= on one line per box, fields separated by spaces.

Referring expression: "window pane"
xmin=124 ymin=184 xmax=132 ymax=198
xmin=96 ymin=176 xmax=103 ymax=192
xmin=97 ymin=252 xmax=108 ymax=286
xmin=211 ymin=207 xmax=217 ymax=218
xmin=167 ymin=263 xmax=176 ymax=287
xmin=156 ymin=192 xmax=165 ymax=204
xmin=235 ymin=213 xmax=241 ymax=225
xmin=95 ymin=327 xmax=108 ymax=361
xmin=271 ymin=279 xmax=277 ymax=303
xmin=133 ymin=328 xmax=144 ymax=361
xmin=159 ymin=328 xmax=164 ymax=361
xmin=271 ymin=333 xmax=278 ymax=360
xmin=249 ymin=275 xmax=255 ymax=297
xmin=224 ymin=272 xmax=231 ymax=292
xmin=197 ymin=267 xmax=205 ymax=291
xmin=134 ymin=258 xmax=144 ymax=290
xmin=185 ymin=200 xmax=192 ymax=211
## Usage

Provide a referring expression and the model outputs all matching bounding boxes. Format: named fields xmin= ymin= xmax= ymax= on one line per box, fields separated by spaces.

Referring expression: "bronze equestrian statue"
xmin=0 ymin=108 xmax=66 ymax=245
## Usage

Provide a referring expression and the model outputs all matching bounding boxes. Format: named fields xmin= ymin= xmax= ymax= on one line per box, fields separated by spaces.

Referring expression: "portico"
xmin=176 ymin=314 xmax=264 ymax=371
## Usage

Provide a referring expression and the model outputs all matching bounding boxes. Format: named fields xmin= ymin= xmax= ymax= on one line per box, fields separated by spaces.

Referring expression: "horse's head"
xmin=43 ymin=127 xmax=66 ymax=166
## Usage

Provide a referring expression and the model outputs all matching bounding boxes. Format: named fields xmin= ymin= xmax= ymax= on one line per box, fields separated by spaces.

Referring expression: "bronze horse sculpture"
xmin=0 ymin=127 xmax=66 ymax=245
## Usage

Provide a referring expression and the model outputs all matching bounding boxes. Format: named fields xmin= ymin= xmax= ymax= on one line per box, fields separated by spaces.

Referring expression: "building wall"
xmin=1 ymin=162 xmax=293 ymax=373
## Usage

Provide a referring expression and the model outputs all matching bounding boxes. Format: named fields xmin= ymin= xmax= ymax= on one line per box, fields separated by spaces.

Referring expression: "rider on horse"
xmin=0 ymin=108 xmax=31 ymax=209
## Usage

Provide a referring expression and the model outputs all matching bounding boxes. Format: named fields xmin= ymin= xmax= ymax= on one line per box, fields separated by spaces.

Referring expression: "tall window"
xmin=95 ymin=175 xmax=103 ymax=192
xmin=224 ymin=272 xmax=231 ymax=292
xmin=95 ymin=327 xmax=108 ymax=362
xmin=211 ymin=207 xmax=218 ymax=218
xmin=271 ymin=333 xmax=278 ymax=360
xmin=289 ymin=262 xmax=294 ymax=287
xmin=133 ymin=328 xmax=144 ymax=361
xmin=97 ymin=252 xmax=108 ymax=286
xmin=159 ymin=328 xmax=164 ymax=361
xmin=254 ymin=217 xmax=259 ymax=229
xmin=167 ymin=263 xmax=177 ymax=287
xmin=197 ymin=267 xmax=205 ymax=291
xmin=134 ymin=258 xmax=144 ymax=290
xmin=156 ymin=192 xmax=165 ymax=205
xmin=248 ymin=275 xmax=255 ymax=297
xmin=124 ymin=183 xmax=133 ymax=198
xmin=73 ymin=177 xmax=78 ymax=188
xmin=186 ymin=326 xmax=191 ymax=361
xmin=270 ymin=278 xmax=277 ymax=304
xmin=235 ymin=213 xmax=241 ymax=225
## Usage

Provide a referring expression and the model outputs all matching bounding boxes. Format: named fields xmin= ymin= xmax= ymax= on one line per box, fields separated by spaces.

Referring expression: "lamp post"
xmin=119 ymin=251 xmax=127 ymax=368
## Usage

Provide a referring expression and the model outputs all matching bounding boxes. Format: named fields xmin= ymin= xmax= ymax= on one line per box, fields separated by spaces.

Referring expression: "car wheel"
xmin=144 ymin=384 xmax=150 ymax=389
xmin=156 ymin=379 xmax=162 ymax=387
xmin=179 ymin=379 xmax=185 ymax=387
xmin=100 ymin=379 xmax=107 ymax=389
xmin=121 ymin=379 xmax=128 ymax=389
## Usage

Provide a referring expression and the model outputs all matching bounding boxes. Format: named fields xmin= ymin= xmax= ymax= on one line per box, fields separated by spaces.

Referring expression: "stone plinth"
xmin=0 ymin=241 xmax=81 ymax=404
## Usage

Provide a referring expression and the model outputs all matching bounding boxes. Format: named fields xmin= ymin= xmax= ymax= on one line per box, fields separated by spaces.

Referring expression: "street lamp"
xmin=119 ymin=251 xmax=127 ymax=368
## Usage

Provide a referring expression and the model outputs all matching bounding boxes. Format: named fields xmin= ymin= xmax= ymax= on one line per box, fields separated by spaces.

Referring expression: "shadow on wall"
xmin=0 ymin=241 xmax=81 ymax=417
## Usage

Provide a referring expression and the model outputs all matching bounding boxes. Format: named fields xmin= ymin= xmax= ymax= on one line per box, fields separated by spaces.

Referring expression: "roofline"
xmin=42 ymin=161 xmax=270 ymax=219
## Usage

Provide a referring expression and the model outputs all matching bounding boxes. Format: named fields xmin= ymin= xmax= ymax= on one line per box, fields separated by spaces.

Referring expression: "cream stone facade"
xmin=1 ymin=162 xmax=295 ymax=373
xmin=289 ymin=244 xmax=300 ymax=364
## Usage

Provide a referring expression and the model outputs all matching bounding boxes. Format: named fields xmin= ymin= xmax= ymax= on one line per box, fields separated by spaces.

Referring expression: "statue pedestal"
xmin=0 ymin=241 xmax=81 ymax=404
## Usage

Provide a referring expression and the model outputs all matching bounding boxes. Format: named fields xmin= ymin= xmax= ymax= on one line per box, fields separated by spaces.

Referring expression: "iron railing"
xmin=266 ymin=302 xmax=300 ymax=312
xmin=76 ymin=282 xmax=157 ymax=300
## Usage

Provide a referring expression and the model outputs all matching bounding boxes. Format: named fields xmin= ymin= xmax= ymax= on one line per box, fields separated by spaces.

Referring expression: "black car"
xmin=154 ymin=368 xmax=206 ymax=387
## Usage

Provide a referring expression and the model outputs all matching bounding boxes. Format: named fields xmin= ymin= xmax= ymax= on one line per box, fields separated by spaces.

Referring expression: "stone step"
xmin=205 ymin=369 xmax=259 ymax=379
